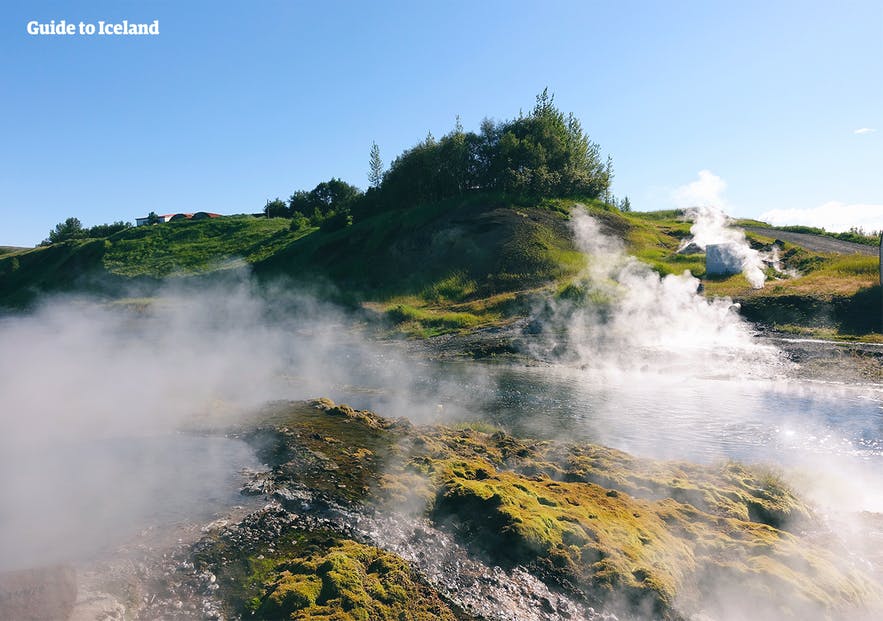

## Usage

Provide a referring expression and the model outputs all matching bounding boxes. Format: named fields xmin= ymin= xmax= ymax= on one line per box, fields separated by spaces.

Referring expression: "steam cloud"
xmin=0 ymin=276 xmax=487 ymax=571
xmin=683 ymin=205 xmax=777 ymax=288
xmin=532 ymin=208 xmax=786 ymax=377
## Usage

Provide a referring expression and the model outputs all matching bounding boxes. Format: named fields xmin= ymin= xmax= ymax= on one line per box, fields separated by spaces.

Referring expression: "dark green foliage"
xmin=48 ymin=217 xmax=84 ymax=243
xmin=289 ymin=178 xmax=363 ymax=225
xmin=264 ymin=198 xmax=289 ymax=218
xmin=45 ymin=218 xmax=132 ymax=244
xmin=85 ymin=221 xmax=132 ymax=238
xmin=255 ymin=193 xmax=585 ymax=304
xmin=319 ymin=212 xmax=353 ymax=232
xmin=364 ymin=90 xmax=610 ymax=214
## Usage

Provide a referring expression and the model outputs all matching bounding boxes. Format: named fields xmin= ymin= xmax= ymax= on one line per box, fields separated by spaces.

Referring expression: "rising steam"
xmin=681 ymin=205 xmax=773 ymax=288
xmin=532 ymin=207 xmax=786 ymax=377
xmin=0 ymin=277 xmax=487 ymax=571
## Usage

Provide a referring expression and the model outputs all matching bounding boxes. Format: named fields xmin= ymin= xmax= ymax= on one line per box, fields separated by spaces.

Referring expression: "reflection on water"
xmin=481 ymin=365 xmax=882 ymax=460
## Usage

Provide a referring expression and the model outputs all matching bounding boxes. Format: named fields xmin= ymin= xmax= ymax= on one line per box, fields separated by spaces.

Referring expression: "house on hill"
xmin=135 ymin=212 xmax=221 ymax=226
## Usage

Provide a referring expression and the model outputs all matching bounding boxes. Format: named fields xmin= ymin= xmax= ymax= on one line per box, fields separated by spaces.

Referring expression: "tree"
xmin=86 ymin=221 xmax=132 ymax=237
xmin=490 ymin=90 xmax=607 ymax=197
xmin=264 ymin=198 xmax=289 ymax=218
xmin=361 ymin=90 xmax=611 ymax=211
xmin=603 ymin=155 xmax=614 ymax=205
xmin=146 ymin=211 xmax=161 ymax=225
xmin=48 ymin=217 xmax=84 ymax=243
xmin=620 ymin=196 xmax=631 ymax=212
xmin=289 ymin=179 xmax=363 ymax=222
xmin=368 ymin=142 xmax=383 ymax=188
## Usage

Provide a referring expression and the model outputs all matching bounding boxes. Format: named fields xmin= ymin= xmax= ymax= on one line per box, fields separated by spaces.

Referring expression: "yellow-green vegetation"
xmin=197 ymin=525 xmax=457 ymax=621
xmin=385 ymin=303 xmax=484 ymax=338
xmin=249 ymin=538 xmax=455 ymax=620
xmin=246 ymin=400 xmax=882 ymax=620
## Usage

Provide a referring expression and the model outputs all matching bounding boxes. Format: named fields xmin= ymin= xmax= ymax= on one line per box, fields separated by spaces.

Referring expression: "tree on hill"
xmin=289 ymin=178 xmax=362 ymax=223
xmin=85 ymin=221 xmax=131 ymax=237
xmin=48 ymin=217 xmax=84 ymax=243
xmin=368 ymin=142 xmax=383 ymax=188
xmin=371 ymin=89 xmax=610 ymax=210
xmin=265 ymin=198 xmax=289 ymax=218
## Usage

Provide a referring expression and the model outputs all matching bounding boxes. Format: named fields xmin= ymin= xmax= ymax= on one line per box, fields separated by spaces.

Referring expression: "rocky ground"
xmin=17 ymin=398 xmax=877 ymax=621
xmin=762 ymin=331 xmax=883 ymax=384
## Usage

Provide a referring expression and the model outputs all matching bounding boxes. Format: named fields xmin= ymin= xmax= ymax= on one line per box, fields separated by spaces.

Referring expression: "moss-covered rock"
xmin=251 ymin=539 xmax=454 ymax=620
xmin=239 ymin=400 xmax=882 ymax=620
xmin=193 ymin=512 xmax=459 ymax=621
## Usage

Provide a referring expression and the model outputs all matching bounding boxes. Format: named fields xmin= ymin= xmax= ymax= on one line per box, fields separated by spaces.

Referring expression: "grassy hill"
xmin=1 ymin=198 xmax=879 ymax=339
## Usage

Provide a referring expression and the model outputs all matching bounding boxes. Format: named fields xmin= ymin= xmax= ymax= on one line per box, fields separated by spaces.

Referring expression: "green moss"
xmin=193 ymin=500 xmax=457 ymax=620
xmin=391 ymin=425 xmax=878 ymax=619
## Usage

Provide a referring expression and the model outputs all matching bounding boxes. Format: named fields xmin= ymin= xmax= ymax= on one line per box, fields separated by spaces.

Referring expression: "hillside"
xmin=1 ymin=199 xmax=879 ymax=340
xmin=0 ymin=196 xmax=586 ymax=319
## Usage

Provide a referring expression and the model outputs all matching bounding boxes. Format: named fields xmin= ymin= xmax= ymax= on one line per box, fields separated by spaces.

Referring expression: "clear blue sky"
xmin=2 ymin=0 xmax=881 ymax=246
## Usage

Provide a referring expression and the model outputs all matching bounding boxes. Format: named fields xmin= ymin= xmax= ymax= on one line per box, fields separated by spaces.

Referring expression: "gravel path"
xmin=743 ymin=226 xmax=879 ymax=256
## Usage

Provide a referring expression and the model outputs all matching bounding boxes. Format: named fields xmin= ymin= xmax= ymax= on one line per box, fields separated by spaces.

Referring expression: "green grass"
xmin=0 ymin=216 xmax=314 ymax=307
xmin=385 ymin=303 xmax=484 ymax=337
xmin=2 ymin=199 xmax=879 ymax=339
xmin=102 ymin=216 xmax=308 ymax=277
xmin=250 ymin=193 xmax=590 ymax=333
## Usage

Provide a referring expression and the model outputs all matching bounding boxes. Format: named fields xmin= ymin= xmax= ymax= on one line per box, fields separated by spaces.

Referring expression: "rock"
xmin=677 ymin=241 xmax=704 ymax=255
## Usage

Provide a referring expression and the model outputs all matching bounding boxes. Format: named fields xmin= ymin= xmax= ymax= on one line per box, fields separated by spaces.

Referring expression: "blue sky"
xmin=2 ymin=0 xmax=881 ymax=246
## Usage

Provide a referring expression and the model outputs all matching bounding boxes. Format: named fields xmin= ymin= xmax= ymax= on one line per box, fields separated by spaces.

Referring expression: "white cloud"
xmin=759 ymin=202 xmax=883 ymax=233
xmin=672 ymin=170 xmax=728 ymax=209
xmin=853 ymin=127 xmax=877 ymax=135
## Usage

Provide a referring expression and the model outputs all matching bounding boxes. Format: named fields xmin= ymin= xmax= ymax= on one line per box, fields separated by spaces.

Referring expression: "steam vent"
xmin=706 ymin=243 xmax=742 ymax=277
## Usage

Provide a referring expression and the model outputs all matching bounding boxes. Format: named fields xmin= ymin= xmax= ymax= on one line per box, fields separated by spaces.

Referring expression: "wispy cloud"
xmin=672 ymin=170 xmax=728 ymax=209
xmin=853 ymin=127 xmax=877 ymax=135
xmin=759 ymin=202 xmax=883 ymax=233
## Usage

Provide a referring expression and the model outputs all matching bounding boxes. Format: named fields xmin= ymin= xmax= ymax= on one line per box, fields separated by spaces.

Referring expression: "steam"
xmin=532 ymin=208 xmax=785 ymax=377
xmin=0 ymin=276 xmax=487 ymax=571
xmin=682 ymin=205 xmax=772 ymax=288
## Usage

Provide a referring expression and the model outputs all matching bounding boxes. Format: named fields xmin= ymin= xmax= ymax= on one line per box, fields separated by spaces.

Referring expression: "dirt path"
xmin=743 ymin=226 xmax=878 ymax=256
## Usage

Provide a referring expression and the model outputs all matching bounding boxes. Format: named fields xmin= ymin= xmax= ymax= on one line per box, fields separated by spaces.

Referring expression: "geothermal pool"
xmin=331 ymin=358 xmax=883 ymax=513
